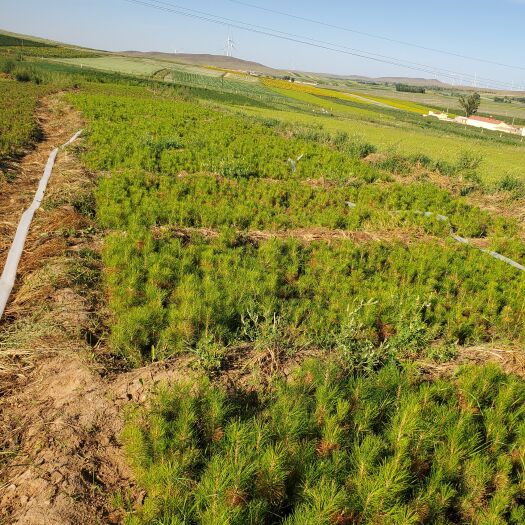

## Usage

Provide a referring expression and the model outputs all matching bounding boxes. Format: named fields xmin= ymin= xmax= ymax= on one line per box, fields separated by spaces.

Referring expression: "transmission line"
xmin=120 ymin=0 xmax=522 ymax=90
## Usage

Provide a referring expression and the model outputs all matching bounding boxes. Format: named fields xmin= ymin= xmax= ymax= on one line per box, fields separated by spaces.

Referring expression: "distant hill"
xmin=296 ymin=71 xmax=451 ymax=87
xmin=2 ymin=28 xmax=524 ymax=95
xmin=120 ymin=51 xmax=280 ymax=75
xmin=375 ymin=76 xmax=450 ymax=87
xmin=120 ymin=52 xmax=452 ymax=88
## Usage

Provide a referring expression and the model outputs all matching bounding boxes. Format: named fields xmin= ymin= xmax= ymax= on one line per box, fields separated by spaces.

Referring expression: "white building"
xmin=466 ymin=115 xmax=520 ymax=134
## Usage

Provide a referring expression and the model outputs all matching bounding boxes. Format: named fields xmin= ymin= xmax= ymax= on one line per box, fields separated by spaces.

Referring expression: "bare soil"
xmin=418 ymin=345 xmax=525 ymax=380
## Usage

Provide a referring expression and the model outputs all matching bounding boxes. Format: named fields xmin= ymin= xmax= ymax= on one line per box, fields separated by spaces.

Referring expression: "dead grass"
xmin=418 ymin=345 xmax=525 ymax=380
xmin=152 ymin=225 xmax=442 ymax=246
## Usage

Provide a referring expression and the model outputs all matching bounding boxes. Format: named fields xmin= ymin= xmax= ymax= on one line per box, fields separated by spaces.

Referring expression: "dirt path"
xmin=418 ymin=345 xmax=525 ymax=380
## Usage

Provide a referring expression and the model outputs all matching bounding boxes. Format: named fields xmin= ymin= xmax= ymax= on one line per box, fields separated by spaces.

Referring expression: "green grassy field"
xmin=348 ymin=83 xmax=525 ymax=122
xmin=242 ymin=104 xmax=525 ymax=183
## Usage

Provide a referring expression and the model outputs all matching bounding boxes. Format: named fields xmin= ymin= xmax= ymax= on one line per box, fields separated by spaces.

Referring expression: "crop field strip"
xmin=52 ymin=56 xmax=298 ymax=110
xmin=262 ymin=77 xmax=435 ymax=115
xmin=0 ymin=32 xmax=98 ymax=58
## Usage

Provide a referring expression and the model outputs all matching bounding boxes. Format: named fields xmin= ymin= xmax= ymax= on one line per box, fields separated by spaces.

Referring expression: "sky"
xmin=1 ymin=0 xmax=524 ymax=89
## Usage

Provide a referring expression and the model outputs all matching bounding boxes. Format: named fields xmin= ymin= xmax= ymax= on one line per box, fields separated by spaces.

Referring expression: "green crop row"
xmin=0 ymin=45 xmax=98 ymax=58
xmin=123 ymin=361 xmax=525 ymax=524
xmin=97 ymin=172 xmax=513 ymax=239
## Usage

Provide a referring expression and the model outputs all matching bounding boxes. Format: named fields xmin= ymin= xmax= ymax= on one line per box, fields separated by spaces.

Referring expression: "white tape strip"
xmin=0 ymin=130 xmax=82 ymax=320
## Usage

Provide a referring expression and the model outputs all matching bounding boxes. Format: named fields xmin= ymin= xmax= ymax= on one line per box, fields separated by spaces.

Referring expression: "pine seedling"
xmin=458 ymin=455 xmax=494 ymax=521
xmin=284 ymin=478 xmax=349 ymax=525
xmin=254 ymin=443 xmax=289 ymax=507
xmin=199 ymin=384 xmax=230 ymax=449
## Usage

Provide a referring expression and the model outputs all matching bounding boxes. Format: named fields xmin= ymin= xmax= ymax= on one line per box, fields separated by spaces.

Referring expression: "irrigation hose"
xmin=0 ymin=130 xmax=83 ymax=321
xmin=346 ymin=202 xmax=525 ymax=272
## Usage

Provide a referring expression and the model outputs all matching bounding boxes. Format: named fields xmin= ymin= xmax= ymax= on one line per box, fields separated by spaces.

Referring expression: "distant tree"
xmin=395 ymin=83 xmax=425 ymax=94
xmin=458 ymin=92 xmax=481 ymax=117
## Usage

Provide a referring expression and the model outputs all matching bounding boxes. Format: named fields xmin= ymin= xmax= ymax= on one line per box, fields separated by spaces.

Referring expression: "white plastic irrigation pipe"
xmin=346 ymin=202 xmax=525 ymax=272
xmin=0 ymin=130 xmax=83 ymax=320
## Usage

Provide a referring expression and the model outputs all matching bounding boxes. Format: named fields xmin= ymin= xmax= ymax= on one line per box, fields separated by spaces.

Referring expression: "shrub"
xmin=455 ymin=150 xmax=483 ymax=172
xmin=14 ymin=68 xmax=31 ymax=82
xmin=0 ymin=58 xmax=15 ymax=74
xmin=345 ymin=134 xmax=377 ymax=158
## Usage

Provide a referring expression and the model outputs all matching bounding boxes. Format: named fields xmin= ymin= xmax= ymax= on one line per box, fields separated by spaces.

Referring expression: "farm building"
xmin=466 ymin=115 xmax=520 ymax=134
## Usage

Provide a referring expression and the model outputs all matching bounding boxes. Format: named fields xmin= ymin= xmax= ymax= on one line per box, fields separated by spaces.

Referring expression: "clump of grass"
xmin=122 ymin=361 xmax=525 ymax=524
xmin=494 ymin=174 xmax=525 ymax=199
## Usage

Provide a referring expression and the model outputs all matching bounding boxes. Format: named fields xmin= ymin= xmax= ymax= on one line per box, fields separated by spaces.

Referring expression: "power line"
xmin=227 ymin=0 xmax=525 ymax=74
xmin=120 ymin=0 xmax=520 ymax=90
xmin=143 ymin=0 xmax=507 ymax=88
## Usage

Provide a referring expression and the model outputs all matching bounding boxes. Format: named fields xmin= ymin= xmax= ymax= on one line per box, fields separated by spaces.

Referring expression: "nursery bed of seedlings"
xmin=71 ymin=85 xmax=525 ymax=369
